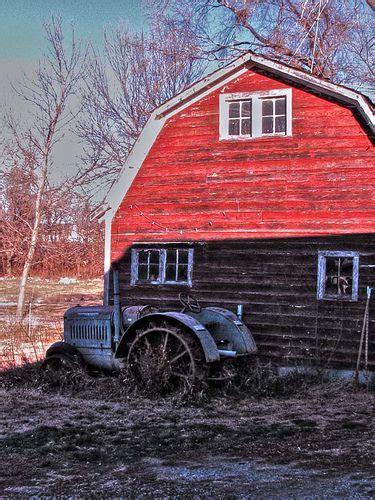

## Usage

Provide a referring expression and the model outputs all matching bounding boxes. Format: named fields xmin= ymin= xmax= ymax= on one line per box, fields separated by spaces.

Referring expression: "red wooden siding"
xmin=111 ymin=65 xmax=374 ymax=261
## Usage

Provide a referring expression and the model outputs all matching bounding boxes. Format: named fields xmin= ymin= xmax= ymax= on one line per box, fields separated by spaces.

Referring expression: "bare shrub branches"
xmin=149 ymin=0 xmax=374 ymax=88
xmin=77 ymin=18 xmax=206 ymax=195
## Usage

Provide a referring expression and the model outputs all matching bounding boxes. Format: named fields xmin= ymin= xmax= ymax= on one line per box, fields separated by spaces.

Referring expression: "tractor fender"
xmin=115 ymin=312 xmax=220 ymax=363
xmin=44 ymin=341 xmax=84 ymax=366
xmin=191 ymin=307 xmax=257 ymax=355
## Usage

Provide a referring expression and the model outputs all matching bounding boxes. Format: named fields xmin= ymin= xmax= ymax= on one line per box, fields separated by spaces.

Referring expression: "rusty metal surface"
xmin=115 ymin=311 xmax=220 ymax=363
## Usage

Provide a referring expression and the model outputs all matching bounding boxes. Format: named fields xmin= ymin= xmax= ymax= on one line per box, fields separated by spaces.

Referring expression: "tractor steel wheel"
xmin=126 ymin=321 xmax=206 ymax=392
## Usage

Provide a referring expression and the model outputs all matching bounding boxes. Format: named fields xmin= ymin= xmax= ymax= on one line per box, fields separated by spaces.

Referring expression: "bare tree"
xmin=77 ymin=17 xmax=206 ymax=197
xmin=1 ymin=160 xmax=104 ymax=278
xmin=5 ymin=17 xmax=86 ymax=320
xmin=148 ymin=0 xmax=374 ymax=88
xmin=0 ymin=145 xmax=38 ymax=276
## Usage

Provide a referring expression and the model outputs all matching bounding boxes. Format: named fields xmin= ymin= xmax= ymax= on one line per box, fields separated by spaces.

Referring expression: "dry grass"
xmin=0 ymin=277 xmax=103 ymax=304
xmin=0 ymin=277 xmax=103 ymax=370
xmin=0 ymin=277 xmax=103 ymax=324
xmin=0 ymin=317 xmax=62 ymax=370
xmin=1 ymin=369 xmax=373 ymax=497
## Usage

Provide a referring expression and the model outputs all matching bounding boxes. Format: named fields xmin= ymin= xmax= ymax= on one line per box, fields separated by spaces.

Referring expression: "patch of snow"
xmin=58 ymin=277 xmax=78 ymax=285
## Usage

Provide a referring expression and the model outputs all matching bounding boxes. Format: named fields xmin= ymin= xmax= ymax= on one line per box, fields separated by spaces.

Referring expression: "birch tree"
xmin=6 ymin=17 xmax=86 ymax=320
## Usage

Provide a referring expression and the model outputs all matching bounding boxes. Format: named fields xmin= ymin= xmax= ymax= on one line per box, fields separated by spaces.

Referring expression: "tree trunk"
xmin=16 ymin=160 xmax=48 ymax=321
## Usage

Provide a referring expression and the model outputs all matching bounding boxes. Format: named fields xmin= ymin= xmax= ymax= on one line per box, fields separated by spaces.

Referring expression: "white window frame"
xmin=317 ymin=251 xmax=359 ymax=302
xmin=131 ymin=247 xmax=193 ymax=286
xmin=219 ymin=88 xmax=292 ymax=140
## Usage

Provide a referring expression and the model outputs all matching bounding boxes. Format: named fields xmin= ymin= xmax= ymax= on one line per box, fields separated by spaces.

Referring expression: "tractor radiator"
xmin=64 ymin=306 xmax=113 ymax=349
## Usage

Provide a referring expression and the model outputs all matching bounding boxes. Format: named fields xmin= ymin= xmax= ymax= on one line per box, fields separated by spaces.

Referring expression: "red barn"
xmin=97 ymin=52 xmax=375 ymax=374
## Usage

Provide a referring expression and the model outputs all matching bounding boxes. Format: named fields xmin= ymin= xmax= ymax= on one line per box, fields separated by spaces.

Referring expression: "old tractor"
xmin=42 ymin=270 xmax=257 ymax=388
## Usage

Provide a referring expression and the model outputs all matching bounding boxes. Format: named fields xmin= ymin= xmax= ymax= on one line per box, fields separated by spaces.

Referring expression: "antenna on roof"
xmin=310 ymin=0 xmax=328 ymax=74
xmin=293 ymin=0 xmax=329 ymax=74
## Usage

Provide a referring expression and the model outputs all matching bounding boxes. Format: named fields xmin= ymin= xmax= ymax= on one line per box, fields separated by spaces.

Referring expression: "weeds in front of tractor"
xmin=0 ymin=355 xmax=352 ymax=407
xmin=222 ymin=358 xmax=330 ymax=398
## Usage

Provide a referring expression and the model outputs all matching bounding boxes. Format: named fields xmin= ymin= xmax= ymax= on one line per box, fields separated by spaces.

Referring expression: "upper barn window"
xmin=131 ymin=247 xmax=193 ymax=286
xmin=219 ymin=88 xmax=292 ymax=140
xmin=317 ymin=251 xmax=359 ymax=301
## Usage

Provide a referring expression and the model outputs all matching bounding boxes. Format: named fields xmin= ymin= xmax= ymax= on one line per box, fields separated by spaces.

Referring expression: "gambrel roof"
xmin=95 ymin=51 xmax=374 ymax=222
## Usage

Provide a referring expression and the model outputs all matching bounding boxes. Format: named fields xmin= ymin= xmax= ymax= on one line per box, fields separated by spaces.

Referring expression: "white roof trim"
xmin=100 ymin=52 xmax=374 ymax=222
xmin=100 ymin=65 xmax=248 ymax=222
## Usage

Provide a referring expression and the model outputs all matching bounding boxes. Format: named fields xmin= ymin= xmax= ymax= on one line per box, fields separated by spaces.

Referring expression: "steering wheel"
xmin=139 ymin=304 xmax=159 ymax=318
xmin=179 ymin=293 xmax=202 ymax=314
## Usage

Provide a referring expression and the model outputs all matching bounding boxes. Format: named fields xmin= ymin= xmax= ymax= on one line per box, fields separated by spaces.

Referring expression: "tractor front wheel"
xmin=40 ymin=346 xmax=84 ymax=388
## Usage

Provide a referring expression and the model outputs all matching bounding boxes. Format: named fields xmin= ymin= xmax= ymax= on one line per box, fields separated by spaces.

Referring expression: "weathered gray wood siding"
xmin=111 ymin=234 xmax=374 ymax=370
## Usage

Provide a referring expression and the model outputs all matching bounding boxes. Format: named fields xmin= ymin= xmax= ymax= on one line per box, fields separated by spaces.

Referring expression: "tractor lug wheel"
xmin=126 ymin=320 xmax=206 ymax=393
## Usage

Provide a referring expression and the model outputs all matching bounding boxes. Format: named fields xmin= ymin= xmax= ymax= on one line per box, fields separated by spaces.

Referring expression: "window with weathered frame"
xmin=228 ymin=100 xmax=252 ymax=137
xmin=317 ymin=251 xmax=359 ymax=301
xmin=135 ymin=249 xmax=161 ymax=284
xmin=219 ymin=88 xmax=292 ymax=140
xmin=131 ymin=247 xmax=193 ymax=286
xmin=261 ymin=96 xmax=287 ymax=135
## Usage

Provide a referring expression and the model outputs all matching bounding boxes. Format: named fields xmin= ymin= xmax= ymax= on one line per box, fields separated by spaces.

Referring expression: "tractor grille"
xmin=64 ymin=319 xmax=112 ymax=348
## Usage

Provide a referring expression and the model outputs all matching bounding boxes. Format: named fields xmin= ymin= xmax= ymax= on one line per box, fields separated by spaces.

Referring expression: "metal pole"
xmin=355 ymin=286 xmax=372 ymax=385
xmin=237 ymin=304 xmax=243 ymax=321
xmin=113 ymin=267 xmax=121 ymax=346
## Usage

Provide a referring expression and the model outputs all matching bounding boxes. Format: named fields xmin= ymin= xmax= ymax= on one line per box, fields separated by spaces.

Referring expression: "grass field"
xmin=0 ymin=277 xmax=103 ymax=369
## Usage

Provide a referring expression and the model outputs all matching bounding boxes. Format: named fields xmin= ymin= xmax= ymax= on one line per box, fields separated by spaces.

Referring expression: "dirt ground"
xmin=1 ymin=370 xmax=374 ymax=498
xmin=1 ymin=278 xmax=374 ymax=497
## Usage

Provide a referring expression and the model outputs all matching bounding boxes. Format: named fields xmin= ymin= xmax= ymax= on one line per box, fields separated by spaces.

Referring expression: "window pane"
xmin=178 ymin=265 xmax=188 ymax=282
xmin=149 ymin=250 xmax=159 ymax=264
xmin=166 ymin=264 xmax=176 ymax=281
xmin=166 ymin=249 xmax=177 ymax=264
xmin=325 ymin=257 xmax=353 ymax=296
xmin=229 ymin=119 xmax=240 ymax=136
xmin=138 ymin=250 xmax=148 ymax=265
xmin=340 ymin=258 xmax=353 ymax=295
xmin=178 ymin=249 xmax=189 ymax=265
xmin=275 ymin=115 xmax=286 ymax=133
xmin=275 ymin=97 xmax=286 ymax=115
xmin=262 ymin=99 xmax=273 ymax=116
xmin=229 ymin=102 xmax=240 ymax=118
xmin=241 ymin=118 xmax=251 ymax=135
xmin=138 ymin=264 xmax=148 ymax=281
xmin=241 ymin=100 xmax=251 ymax=117
xmin=149 ymin=264 xmax=160 ymax=281
xmin=262 ymin=116 xmax=273 ymax=134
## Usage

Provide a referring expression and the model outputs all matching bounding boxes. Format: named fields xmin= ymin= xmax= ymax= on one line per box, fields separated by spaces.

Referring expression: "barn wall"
xmin=111 ymin=65 xmax=374 ymax=261
xmin=111 ymin=234 xmax=374 ymax=370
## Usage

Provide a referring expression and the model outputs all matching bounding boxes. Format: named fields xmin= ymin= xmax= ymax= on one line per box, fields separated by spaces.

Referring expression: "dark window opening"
xmin=325 ymin=257 xmax=353 ymax=296
xmin=165 ymin=248 xmax=189 ymax=283
xmin=228 ymin=100 xmax=252 ymax=137
xmin=137 ymin=249 xmax=161 ymax=283
xmin=131 ymin=247 xmax=193 ymax=286
xmin=317 ymin=251 xmax=359 ymax=301
xmin=261 ymin=96 xmax=287 ymax=135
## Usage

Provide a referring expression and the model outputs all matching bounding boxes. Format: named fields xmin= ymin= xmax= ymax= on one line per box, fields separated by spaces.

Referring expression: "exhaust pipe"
xmin=237 ymin=304 xmax=243 ymax=321
xmin=113 ymin=266 xmax=121 ymax=346
xmin=218 ymin=349 xmax=237 ymax=358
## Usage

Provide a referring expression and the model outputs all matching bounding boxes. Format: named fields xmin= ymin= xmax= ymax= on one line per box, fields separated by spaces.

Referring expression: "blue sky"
xmin=0 ymin=1 xmax=147 ymax=188
xmin=0 ymin=0 xmax=146 ymax=59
